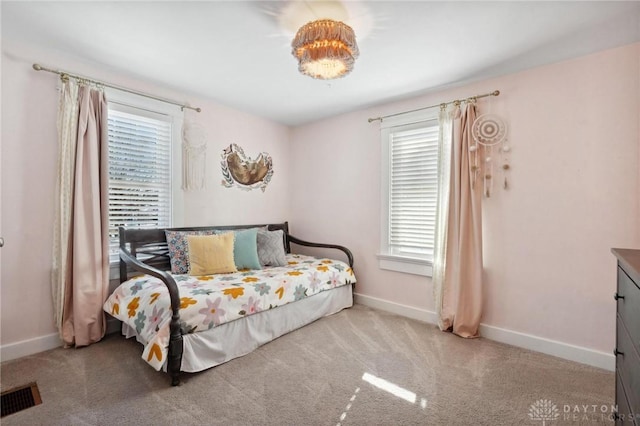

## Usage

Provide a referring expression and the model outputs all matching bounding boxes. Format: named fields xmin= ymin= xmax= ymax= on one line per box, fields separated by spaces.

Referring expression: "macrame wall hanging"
xmin=220 ymin=143 xmax=273 ymax=192
xmin=470 ymin=112 xmax=510 ymax=197
xmin=182 ymin=119 xmax=208 ymax=191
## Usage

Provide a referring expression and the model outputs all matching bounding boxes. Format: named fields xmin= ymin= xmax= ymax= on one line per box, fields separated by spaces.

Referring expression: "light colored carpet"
xmin=1 ymin=304 xmax=613 ymax=425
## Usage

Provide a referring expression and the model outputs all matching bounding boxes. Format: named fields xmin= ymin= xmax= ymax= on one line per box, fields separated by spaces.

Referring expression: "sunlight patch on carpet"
xmin=362 ymin=372 xmax=417 ymax=404
xmin=336 ymin=386 xmax=360 ymax=426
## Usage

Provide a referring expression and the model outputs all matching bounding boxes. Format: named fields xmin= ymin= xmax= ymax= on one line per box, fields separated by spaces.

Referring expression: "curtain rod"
xmin=368 ymin=90 xmax=499 ymax=123
xmin=32 ymin=63 xmax=201 ymax=113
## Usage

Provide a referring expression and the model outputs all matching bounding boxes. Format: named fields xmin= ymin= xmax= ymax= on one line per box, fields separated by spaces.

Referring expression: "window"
xmin=106 ymin=93 xmax=183 ymax=262
xmin=379 ymin=110 xmax=440 ymax=276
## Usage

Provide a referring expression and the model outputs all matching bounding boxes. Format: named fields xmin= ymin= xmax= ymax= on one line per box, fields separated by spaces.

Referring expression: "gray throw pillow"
xmin=257 ymin=229 xmax=287 ymax=267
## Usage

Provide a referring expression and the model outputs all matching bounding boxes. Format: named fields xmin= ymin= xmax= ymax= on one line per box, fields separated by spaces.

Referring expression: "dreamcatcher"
xmin=471 ymin=113 xmax=510 ymax=197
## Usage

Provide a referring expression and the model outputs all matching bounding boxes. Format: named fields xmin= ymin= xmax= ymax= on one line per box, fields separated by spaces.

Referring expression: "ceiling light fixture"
xmin=291 ymin=19 xmax=359 ymax=80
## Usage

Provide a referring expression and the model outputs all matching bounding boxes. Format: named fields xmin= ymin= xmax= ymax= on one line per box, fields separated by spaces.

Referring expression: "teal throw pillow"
xmin=233 ymin=228 xmax=262 ymax=270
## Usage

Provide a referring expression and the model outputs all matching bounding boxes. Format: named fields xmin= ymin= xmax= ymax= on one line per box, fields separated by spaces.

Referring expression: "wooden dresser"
xmin=612 ymin=248 xmax=640 ymax=425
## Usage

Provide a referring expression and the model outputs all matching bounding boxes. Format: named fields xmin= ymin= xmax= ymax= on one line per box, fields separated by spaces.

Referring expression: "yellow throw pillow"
xmin=187 ymin=233 xmax=237 ymax=275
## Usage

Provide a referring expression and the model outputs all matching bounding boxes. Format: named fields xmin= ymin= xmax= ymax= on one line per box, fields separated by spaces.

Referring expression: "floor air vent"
xmin=1 ymin=382 xmax=42 ymax=417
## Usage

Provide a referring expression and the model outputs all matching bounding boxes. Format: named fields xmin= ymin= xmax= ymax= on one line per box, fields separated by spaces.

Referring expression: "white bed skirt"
xmin=122 ymin=285 xmax=353 ymax=373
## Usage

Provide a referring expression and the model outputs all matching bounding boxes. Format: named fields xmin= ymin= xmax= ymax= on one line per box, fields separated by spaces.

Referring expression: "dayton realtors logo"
xmin=528 ymin=399 xmax=619 ymax=423
xmin=528 ymin=399 xmax=560 ymax=425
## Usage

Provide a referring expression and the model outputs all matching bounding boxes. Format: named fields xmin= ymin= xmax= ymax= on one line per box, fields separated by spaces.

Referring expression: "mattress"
xmin=105 ymin=254 xmax=356 ymax=370
xmin=123 ymin=284 xmax=353 ymax=372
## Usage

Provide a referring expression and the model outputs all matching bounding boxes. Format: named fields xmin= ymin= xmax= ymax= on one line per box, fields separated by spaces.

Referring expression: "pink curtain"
xmin=438 ymin=102 xmax=483 ymax=337
xmin=57 ymin=84 xmax=109 ymax=346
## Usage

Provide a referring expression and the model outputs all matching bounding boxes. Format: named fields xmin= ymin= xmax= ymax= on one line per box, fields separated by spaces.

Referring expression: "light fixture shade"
xmin=291 ymin=19 xmax=359 ymax=80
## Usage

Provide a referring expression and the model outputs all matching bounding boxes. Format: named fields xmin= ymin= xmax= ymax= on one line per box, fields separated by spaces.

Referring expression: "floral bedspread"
xmin=103 ymin=254 xmax=355 ymax=370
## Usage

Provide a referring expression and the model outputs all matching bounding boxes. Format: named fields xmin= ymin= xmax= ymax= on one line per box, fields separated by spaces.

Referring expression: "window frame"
xmin=378 ymin=108 xmax=440 ymax=277
xmin=105 ymin=89 xmax=184 ymax=268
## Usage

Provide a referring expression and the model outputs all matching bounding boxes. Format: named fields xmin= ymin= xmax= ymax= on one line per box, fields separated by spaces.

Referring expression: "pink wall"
xmin=289 ymin=43 xmax=640 ymax=353
xmin=0 ymin=40 xmax=291 ymax=348
xmin=180 ymin=103 xmax=291 ymax=227
xmin=2 ymin=37 xmax=638 ymax=358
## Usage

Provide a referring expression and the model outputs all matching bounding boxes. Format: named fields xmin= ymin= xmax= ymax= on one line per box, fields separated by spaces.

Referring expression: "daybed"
xmin=104 ymin=222 xmax=355 ymax=386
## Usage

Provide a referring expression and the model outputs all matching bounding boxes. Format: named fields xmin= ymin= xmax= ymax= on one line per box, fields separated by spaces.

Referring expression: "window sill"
xmin=377 ymin=254 xmax=433 ymax=277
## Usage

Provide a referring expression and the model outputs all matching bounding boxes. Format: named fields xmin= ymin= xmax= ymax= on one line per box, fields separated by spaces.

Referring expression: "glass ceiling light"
xmin=291 ymin=19 xmax=359 ymax=80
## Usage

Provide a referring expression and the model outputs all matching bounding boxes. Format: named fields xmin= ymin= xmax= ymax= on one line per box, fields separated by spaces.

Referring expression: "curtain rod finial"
xmin=493 ymin=90 xmax=500 ymax=96
xmin=33 ymin=63 xmax=43 ymax=71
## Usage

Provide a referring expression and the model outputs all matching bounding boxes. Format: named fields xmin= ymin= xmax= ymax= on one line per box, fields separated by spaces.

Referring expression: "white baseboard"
xmin=353 ymin=292 xmax=615 ymax=372
xmin=2 ymin=295 xmax=615 ymax=372
xmin=1 ymin=333 xmax=62 ymax=362
xmin=478 ymin=323 xmax=615 ymax=371
xmin=354 ymin=293 xmax=438 ymax=324
xmin=1 ymin=318 xmax=121 ymax=362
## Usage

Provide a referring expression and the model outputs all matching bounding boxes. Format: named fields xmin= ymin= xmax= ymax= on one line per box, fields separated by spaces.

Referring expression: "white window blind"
xmin=107 ymin=107 xmax=172 ymax=260
xmin=388 ymin=121 xmax=439 ymax=260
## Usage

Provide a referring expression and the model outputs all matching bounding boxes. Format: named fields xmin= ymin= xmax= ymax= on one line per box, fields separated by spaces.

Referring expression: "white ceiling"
xmin=2 ymin=1 xmax=639 ymax=126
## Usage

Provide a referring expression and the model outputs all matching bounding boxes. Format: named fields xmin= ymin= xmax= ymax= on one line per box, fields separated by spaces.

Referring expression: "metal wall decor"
xmin=470 ymin=113 xmax=510 ymax=197
xmin=220 ymin=144 xmax=273 ymax=192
